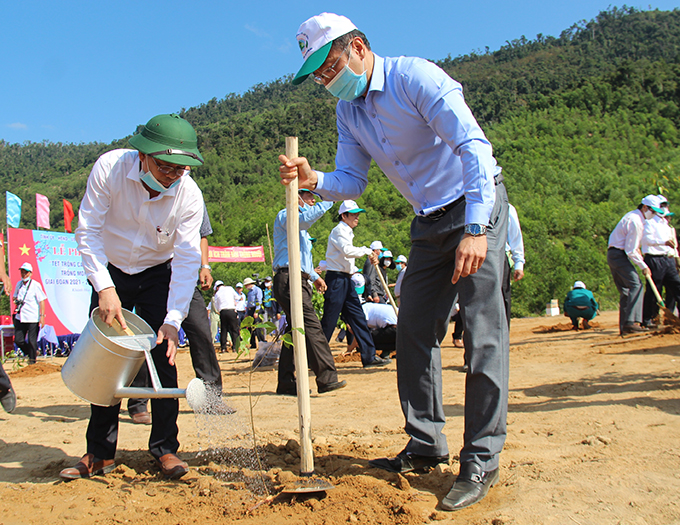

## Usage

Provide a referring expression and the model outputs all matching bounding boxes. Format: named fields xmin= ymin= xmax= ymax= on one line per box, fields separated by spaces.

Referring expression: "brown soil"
xmin=1 ymin=310 xmax=679 ymax=524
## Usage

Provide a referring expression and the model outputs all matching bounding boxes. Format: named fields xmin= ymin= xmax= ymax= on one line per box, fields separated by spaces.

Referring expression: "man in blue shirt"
xmin=279 ymin=13 xmax=508 ymax=511
xmin=243 ymin=277 xmax=265 ymax=349
xmin=272 ymin=189 xmax=346 ymax=395
xmin=564 ymin=281 xmax=599 ymax=330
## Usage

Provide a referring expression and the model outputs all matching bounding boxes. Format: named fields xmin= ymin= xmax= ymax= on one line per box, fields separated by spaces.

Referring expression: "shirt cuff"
xmin=163 ymin=310 xmax=184 ymax=331
xmin=514 ymin=262 xmax=524 ymax=271
xmin=89 ymin=269 xmax=115 ymax=293
xmin=464 ymin=202 xmax=493 ymax=227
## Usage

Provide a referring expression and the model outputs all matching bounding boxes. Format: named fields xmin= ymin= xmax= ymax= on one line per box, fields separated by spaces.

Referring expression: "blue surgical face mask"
xmin=396 ymin=263 xmax=403 ymax=271
xmin=140 ymin=165 xmax=180 ymax=194
xmin=325 ymin=51 xmax=368 ymax=101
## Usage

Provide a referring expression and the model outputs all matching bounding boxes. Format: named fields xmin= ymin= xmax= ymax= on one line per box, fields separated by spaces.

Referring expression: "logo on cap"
xmin=297 ymin=33 xmax=310 ymax=58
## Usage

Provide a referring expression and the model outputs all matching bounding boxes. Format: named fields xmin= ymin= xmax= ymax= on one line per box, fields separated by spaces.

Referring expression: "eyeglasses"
xmin=150 ymin=156 xmax=190 ymax=177
xmin=312 ymin=44 xmax=350 ymax=85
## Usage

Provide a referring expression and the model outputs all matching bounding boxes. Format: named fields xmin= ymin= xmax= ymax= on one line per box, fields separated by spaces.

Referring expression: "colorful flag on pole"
xmin=36 ymin=193 xmax=50 ymax=229
xmin=6 ymin=192 xmax=21 ymax=228
xmin=63 ymin=199 xmax=75 ymax=233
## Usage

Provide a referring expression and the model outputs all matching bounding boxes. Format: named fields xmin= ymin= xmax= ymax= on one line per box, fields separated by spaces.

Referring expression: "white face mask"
xmin=22 ymin=277 xmax=30 ymax=283
xmin=643 ymin=208 xmax=655 ymax=220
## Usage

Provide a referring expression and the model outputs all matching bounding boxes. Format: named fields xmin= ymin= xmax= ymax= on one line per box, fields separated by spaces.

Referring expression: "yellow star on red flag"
xmin=19 ymin=244 xmax=30 ymax=256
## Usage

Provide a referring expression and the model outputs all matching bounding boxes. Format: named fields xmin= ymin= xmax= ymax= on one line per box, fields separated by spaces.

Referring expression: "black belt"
xmin=424 ymin=173 xmax=504 ymax=221
xmin=644 ymin=253 xmax=675 ymax=258
xmin=276 ymin=267 xmax=311 ymax=281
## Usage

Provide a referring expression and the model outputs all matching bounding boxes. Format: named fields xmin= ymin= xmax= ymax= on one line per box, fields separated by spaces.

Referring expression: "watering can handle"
xmin=111 ymin=318 xmax=134 ymax=336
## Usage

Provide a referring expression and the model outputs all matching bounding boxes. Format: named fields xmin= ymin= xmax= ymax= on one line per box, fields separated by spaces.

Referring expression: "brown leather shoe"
xmin=59 ymin=453 xmax=115 ymax=480
xmin=131 ymin=411 xmax=152 ymax=425
xmin=157 ymin=453 xmax=188 ymax=479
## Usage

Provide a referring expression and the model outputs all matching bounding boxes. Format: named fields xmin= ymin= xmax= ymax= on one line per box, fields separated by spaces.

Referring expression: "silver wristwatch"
xmin=464 ymin=224 xmax=487 ymax=236
xmin=200 ymin=265 xmax=212 ymax=271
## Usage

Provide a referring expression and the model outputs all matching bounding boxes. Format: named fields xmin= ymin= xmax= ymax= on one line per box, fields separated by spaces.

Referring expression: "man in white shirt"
xmin=641 ymin=197 xmax=680 ymax=327
xmin=234 ymin=283 xmax=246 ymax=323
xmin=61 ymin=114 xmax=203 ymax=481
xmin=607 ymin=195 xmax=656 ymax=335
xmin=362 ymin=302 xmax=398 ymax=358
xmin=12 ymin=262 xmax=47 ymax=365
xmin=503 ymin=204 xmax=525 ymax=326
xmin=363 ymin=240 xmax=384 ymax=303
xmin=213 ymin=280 xmax=240 ymax=353
xmin=322 ymin=200 xmax=389 ymax=367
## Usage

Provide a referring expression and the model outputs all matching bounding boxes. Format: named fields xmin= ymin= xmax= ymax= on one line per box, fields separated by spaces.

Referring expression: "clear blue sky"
xmin=1 ymin=1 xmax=678 ymax=145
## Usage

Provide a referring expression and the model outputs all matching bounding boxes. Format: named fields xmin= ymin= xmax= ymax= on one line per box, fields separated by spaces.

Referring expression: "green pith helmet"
xmin=129 ymin=113 xmax=204 ymax=166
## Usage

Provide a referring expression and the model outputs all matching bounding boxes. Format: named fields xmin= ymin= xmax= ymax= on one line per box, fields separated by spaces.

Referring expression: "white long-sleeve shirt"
xmin=213 ymin=285 xmax=240 ymax=311
xmin=642 ymin=214 xmax=675 ymax=256
xmin=325 ymin=221 xmax=372 ymax=273
xmin=76 ymin=149 xmax=203 ymax=330
xmin=608 ymin=209 xmax=648 ymax=270
xmin=506 ymin=204 xmax=525 ymax=271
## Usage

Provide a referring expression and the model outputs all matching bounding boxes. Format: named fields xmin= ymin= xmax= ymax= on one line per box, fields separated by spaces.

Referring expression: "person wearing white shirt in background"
xmin=213 ymin=280 xmax=241 ymax=353
xmin=504 ymin=204 xmax=525 ymax=326
xmin=641 ymin=196 xmax=680 ymax=327
xmin=234 ymin=283 xmax=247 ymax=323
xmin=322 ymin=200 xmax=389 ymax=368
xmin=362 ymin=302 xmax=398 ymax=359
xmin=607 ymin=195 xmax=657 ymax=335
xmin=12 ymin=262 xmax=47 ymax=365
xmin=61 ymin=114 xmax=204 ymax=482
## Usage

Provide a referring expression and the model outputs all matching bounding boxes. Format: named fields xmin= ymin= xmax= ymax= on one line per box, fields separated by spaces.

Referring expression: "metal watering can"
xmin=61 ymin=307 xmax=206 ymax=410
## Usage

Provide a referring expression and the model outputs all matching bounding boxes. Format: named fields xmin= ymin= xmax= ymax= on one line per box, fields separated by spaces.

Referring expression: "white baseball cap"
xmin=236 ymin=282 xmax=243 ymax=288
xmin=369 ymin=241 xmax=384 ymax=251
xmin=339 ymin=200 xmax=366 ymax=215
xmin=395 ymin=255 xmax=407 ymax=263
xmin=351 ymin=272 xmax=365 ymax=289
xmin=19 ymin=262 xmax=33 ymax=272
xmin=214 ymin=280 xmax=224 ymax=290
xmin=380 ymin=250 xmax=394 ymax=259
xmin=573 ymin=281 xmax=586 ymax=289
xmin=293 ymin=13 xmax=357 ymax=85
xmin=641 ymin=194 xmax=664 ymax=214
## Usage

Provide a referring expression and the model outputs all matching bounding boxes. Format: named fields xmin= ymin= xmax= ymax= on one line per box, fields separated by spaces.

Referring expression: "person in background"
xmin=321 ymin=200 xmax=389 ymax=368
xmin=363 ymin=240 xmax=385 ymax=303
xmin=607 ymin=195 xmax=657 ymax=335
xmin=504 ymin=204 xmax=525 ymax=326
xmin=235 ymin=283 xmax=246 ymax=324
xmin=641 ymin=196 xmax=680 ymax=328
xmin=272 ymin=188 xmax=346 ymax=395
xmin=393 ymin=255 xmax=407 ymax=306
xmin=0 ymin=239 xmax=16 ymax=413
xmin=564 ymin=281 xmax=599 ymax=330
xmin=243 ymin=277 xmax=265 ymax=348
xmin=12 ymin=263 xmax=46 ymax=365
xmin=213 ymin=280 xmax=241 ymax=353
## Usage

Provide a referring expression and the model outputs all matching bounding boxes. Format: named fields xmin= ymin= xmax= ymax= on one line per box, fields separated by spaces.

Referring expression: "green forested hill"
xmin=1 ymin=6 xmax=679 ymax=316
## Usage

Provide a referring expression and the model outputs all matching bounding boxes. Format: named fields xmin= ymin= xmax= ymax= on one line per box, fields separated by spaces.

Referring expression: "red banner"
xmin=208 ymin=246 xmax=265 ymax=263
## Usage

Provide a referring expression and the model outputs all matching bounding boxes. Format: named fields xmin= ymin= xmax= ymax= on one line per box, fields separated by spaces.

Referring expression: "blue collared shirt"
xmin=314 ymin=54 xmax=500 ymax=225
xmin=246 ymin=285 xmax=263 ymax=309
xmin=273 ymin=201 xmax=334 ymax=282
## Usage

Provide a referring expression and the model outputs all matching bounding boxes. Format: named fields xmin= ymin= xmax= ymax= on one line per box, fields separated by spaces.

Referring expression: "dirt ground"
xmin=1 ymin=310 xmax=679 ymax=525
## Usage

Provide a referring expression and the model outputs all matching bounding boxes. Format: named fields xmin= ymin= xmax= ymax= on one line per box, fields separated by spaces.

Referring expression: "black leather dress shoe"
xmin=369 ymin=449 xmax=449 ymax=473
xmin=276 ymin=384 xmax=297 ymax=396
xmin=440 ymin=462 xmax=499 ymax=511
xmin=363 ymin=355 xmax=392 ymax=368
xmin=318 ymin=380 xmax=347 ymax=394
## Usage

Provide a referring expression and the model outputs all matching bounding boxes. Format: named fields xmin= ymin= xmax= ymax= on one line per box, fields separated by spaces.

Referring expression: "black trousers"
xmin=13 ymin=319 xmax=39 ymax=364
xmin=321 ymin=270 xmax=376 ymax=365
xmin=371 ymin=325 xmax=397 ymax=357
xmin=643 ymin=254 xmax=680 ymax=323
xmin=86 ymin=262 xmax=179 ymax=461
xmin=219 ymin=309 xmax=240 ymax=351
xmin=451 ymin=312 xmax=464 ymax=339
xmin=247 ymin=307 xmax=265 ymax=348
xmin=274 ymin=270 xmax=338 ymax=390
xmin=182 ymin=287 xmax=222 ymax=389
